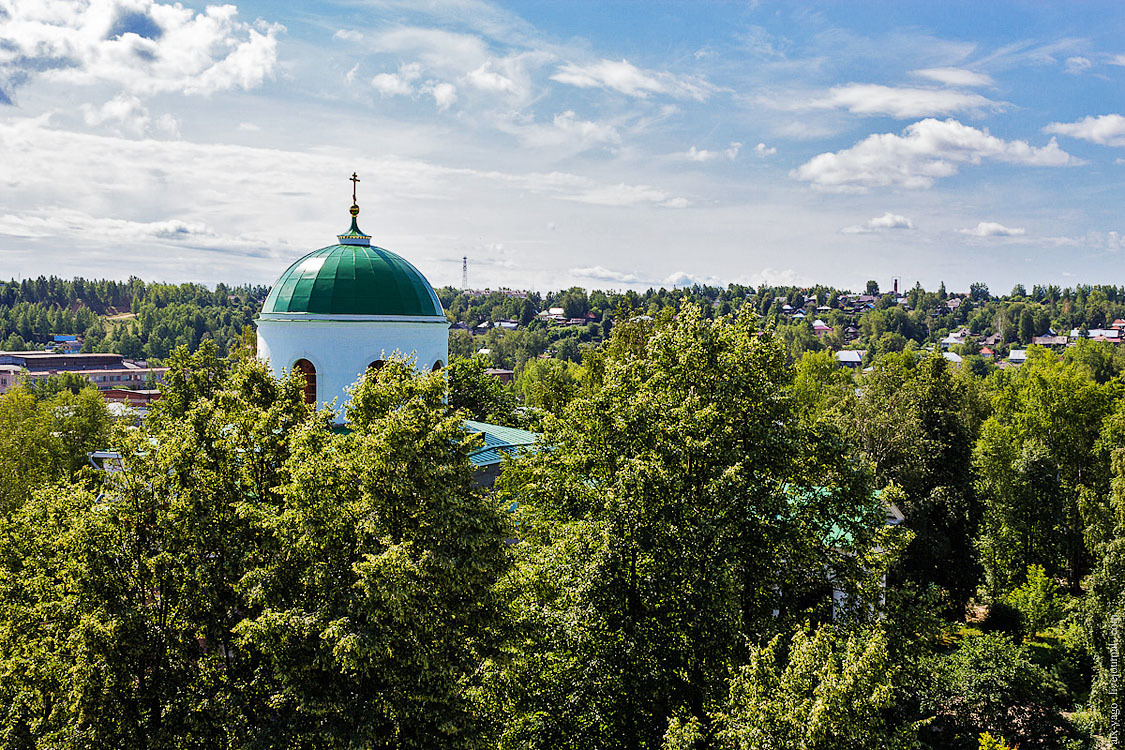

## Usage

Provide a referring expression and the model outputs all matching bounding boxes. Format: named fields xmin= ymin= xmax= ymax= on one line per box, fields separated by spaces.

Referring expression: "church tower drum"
xmin=256 ymin=175 xmax=448 ymax=421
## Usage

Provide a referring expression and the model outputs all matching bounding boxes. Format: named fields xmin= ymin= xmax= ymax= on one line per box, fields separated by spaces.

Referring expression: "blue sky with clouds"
xmin=2 ymin=0 xmax=1124 ymax=293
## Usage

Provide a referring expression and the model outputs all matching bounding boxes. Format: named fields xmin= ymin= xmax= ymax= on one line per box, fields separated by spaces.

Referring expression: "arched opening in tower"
xmin=294 ymin=359 xmax=316 ymax=404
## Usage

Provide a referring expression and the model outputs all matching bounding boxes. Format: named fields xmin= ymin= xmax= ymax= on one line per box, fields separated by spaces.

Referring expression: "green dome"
xmin=262 ymin=234 xmax=444 ymax=318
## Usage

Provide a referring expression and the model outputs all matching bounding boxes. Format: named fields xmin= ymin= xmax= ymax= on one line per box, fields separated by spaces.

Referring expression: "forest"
xmin=0 ymin=277 xmax=268 ymax=359
xmin=4 ymin=275 xmax=1125 ymax=374
xmin=0 ymin=298 xmax=1123 ymax=749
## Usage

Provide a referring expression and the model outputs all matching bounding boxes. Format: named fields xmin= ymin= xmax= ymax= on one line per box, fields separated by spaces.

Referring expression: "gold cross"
xmin=350 ymin=172 xmax=360 ymax=205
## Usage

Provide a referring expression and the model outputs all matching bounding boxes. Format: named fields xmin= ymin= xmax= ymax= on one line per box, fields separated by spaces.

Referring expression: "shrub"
xmin=1004 ymin=564 xmax=1063 ymax=638
xmin=921 ymin=631 xmax=1074 ymax=749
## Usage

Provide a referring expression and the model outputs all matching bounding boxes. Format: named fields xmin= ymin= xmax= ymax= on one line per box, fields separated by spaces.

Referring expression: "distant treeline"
xmin=4 ymin=276 xmax=1125 ymax=369
xmin=440 ymin=280 xmax=1125 ymax=369
xmin=0 ymin=276 xmax=269 ymax=361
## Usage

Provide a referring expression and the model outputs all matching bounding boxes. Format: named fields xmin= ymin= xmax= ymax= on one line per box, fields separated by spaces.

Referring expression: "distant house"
xmin=537 ymin=307 xmax=568 ymax=323
xmin=497 ymin=321 xmax=519 ymax=330
xmin=836 ymin=350 xmax=865 ymax=368
xmin=0 ymin=364 xmax=19 ymax=391
xmin=980 ymin=347 xmax=995 ymax=358
xmin=981 ymin=332 xmax=1003 ymax=346
xmin=812 ymin=319 xmax=832 ymax=336
xmin=1032 ymin=335 xmax=1069 ymax=346
xmin=942 ymin=352 xmax=963 ymax=364
xmin=49 ymin=334 xmax=83 ymax=354
xmin=1112 ymin=319 xmax=1125 ymax=330
xmin=1008 ymin=349 xmax=1028 ymax=365
xmin=1088 ymin=329 xmax=1121 ymax=341
xmin=939 ymin=328 xmax=971 ymax=350
xmin=0 ymin=352 xmax=165 ymax=395
xmin=484 ymin=368 xmax=514 ymax=384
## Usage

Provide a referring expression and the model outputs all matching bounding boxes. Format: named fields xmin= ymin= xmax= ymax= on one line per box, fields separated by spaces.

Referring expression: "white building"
xmin=256 ymin=200 xmax=448 ymax=421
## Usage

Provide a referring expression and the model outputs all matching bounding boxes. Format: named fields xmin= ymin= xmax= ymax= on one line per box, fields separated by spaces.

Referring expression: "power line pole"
xmin=461 ymin=256 xmax=468 ymax=291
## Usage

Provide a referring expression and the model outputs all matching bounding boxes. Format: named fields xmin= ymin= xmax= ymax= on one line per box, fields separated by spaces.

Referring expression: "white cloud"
xmin=374 ymin=27 xmax=492 ymax=72
xmin=474 ymin=166 xmax=684 ymax=207
xmin=793 ymin=118 xmax=1078 ymax=191
xmin=0 ymin=114 xmax=697 ymax=290
xmin=1041 ymin=230 xmax=1124 ymax=251
xmin=371 ymin=63 xmax=422 ymax=97
xmin=1065 ymin=56 xmax=1093 ymax=74
xmin=550 ymin=58 xmax=715 ymax=100
xmin=841 ymin=212 xmax=915 ymax=233
xmin=567 ymin=266 xmax=715 ymax=287
xmin=754 ymin=142 xmax=776 ymax=157
xmin=466 ymin=61 xmax=516 ymax=93
xmin=959 ymin=221 xmax=1026 ymax=237
xmin=425 ymin=81 xmax=458 ymax=110
xmin=808 ymin=83 xmax=1004 ymax=118
xmin=1111 ymin=54 xmax=1125 ymax=67
xmin=507 ymin=110 xmax=620 ymax=152
xmin=564 ymin=182 xmax=670 ymax=207
xmin=570 ymin=265 xmax=643 ymax=284
xmin=0 ymin=0 xmax=283 ymax=100
xmin=662 ymin=271 xmax=720 ymax=287
xmin=333 ymin=29 xmax=363 ymax=42
xmin=911 ymin=67 xmax=993 ymax=87
xmin=1090 ymin=230 xmax=1123 ymax=252
xmin=680 ymin=142 xmax=741 ymax=161
xmin=371 ymin=73 xmax=413 ymax=96
xmin=237 ymin=122 xmax=260 ymax=132
xmin=0 ymin=207 xmax=271 ymax=255
xmin=746 ymin=267 xmax=808 ymax=287
xmin=549 ymin=110 xmax=619 ymax=145
xmin=1044 ymin=114 xmax=1125 ymax=147
xmin=81 ymin=93 xmax=177 ymax=136
xmin=568 ymin=266 xmax=716 ymax=287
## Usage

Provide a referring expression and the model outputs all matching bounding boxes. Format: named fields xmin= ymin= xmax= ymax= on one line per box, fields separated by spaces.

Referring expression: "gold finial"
xmin=350 ymin=172 xmax=360 ymax=207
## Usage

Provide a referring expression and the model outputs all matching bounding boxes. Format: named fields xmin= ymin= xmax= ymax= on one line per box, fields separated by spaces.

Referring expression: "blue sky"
xmin=2 ymin=1 xmax=1124 ymax=293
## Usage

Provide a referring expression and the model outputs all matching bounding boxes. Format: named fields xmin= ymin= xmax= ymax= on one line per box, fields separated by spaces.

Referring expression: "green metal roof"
xmin=261 ymin=219 xmax=444 ymax=317
xmin=462 ymin=420 xmax=539 ymax=467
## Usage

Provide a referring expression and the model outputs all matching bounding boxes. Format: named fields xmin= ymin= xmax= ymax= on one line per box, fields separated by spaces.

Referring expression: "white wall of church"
xmin=256 ymin=316 xmax=449 ymax=421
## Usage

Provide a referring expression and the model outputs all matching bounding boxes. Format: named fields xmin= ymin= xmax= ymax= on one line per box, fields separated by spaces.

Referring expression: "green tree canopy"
xmin=0 ymin=348 xmax=512 ymax=749
xmin=974 ymin=350 xmax=1119 ymax=594
xmin=484 ymin=305 xmax=898 ymax=749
